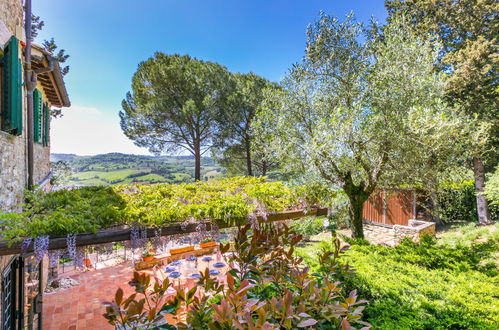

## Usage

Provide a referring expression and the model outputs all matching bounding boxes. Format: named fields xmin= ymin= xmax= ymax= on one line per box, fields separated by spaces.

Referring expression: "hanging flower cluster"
xmin=130 ymin=226 xmax=140 ymax=250
xmin=48 ymin=250 xmax=62 ymax=268
xmin=34 ymin=235 xmax=49 ymax=265
xmin=75 ymin=247 xmax=85 ymax=269
xmin=66 ymin=233 xmax=77 ymax=260
xmin=21 ymin=237 xmax=33 ymax=254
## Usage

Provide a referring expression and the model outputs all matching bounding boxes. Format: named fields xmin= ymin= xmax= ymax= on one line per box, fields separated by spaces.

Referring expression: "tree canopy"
xmin=386 ymin=0 xmax=498 ymax=224
xmin=214 ymin=72 xmax=278 ymax=177
xmin=255 ymin=13 xmax=463 ymax=238
xmin=120 ymin=53 xmax=233 ymax=180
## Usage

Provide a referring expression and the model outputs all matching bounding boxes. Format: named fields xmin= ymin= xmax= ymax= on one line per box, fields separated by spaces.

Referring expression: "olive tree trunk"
xmin=473 ymin=156 xmax=490 ymax=225
xmin=343 ymin=180 xmax=370 ymax=239
xmin=347 ymin=195 xmax=367 ymax=239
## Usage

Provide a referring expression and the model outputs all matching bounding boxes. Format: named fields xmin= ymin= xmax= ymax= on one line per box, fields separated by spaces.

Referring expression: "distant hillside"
xmin=51 ymin=153 xmax=223 ymax=186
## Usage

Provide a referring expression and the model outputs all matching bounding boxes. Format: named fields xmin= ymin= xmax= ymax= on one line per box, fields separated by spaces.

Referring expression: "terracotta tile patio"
xmin=42 ymin=261 xmax=137 ymax=330
xmin=42 ymin=253 xmax=228 ymax=329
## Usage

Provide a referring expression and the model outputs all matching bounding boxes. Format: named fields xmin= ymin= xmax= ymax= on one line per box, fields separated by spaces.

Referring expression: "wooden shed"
xmin=363 ymin=189 xmax=427 ymax=226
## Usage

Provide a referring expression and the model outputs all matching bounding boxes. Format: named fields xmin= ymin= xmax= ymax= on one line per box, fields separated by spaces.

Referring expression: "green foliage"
xmin=255 ymin=13 xmax=464 ymax=239
xmin=485 ymin=167 xmax=499 ymax=206
xmin=299 ymin=226 xmax=499 ymax=329
xmin=103 ymin=224 xmax=370 ymax=329
xmin=438 ymin=180 xmax=498 ymax=222
xmin=120 ymin=53 xmax=234 ymax=180
xmin=214 ymin=72 xmax=279 ymax=177
xmin=438 ymin=180 xmax=479 ymax=222
xmin=117 ymin=177 xmax=298 ymax=227
xmin=327 ymin=192 xmax=350 ymax=229
xmin=386 ymin=0 xmax=498 ymax=225
xmin=0 ymin=177 xmax=314 ymax=241
xmin=386 ymin=0 xmax=498 ymax=125
xmin=0 ymin=187 xmax=125 ymax=243
xmin=291 ymin=217 xmax=325 ymax=241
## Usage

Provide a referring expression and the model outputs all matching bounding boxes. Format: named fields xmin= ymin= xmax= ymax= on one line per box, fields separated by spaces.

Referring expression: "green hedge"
xmin=438 ymin=180 xmax=498 ymax=222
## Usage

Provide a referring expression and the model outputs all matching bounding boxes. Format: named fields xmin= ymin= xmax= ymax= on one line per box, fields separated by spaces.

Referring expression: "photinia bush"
xmin=103 ymin=223 xmax=370 ymax=329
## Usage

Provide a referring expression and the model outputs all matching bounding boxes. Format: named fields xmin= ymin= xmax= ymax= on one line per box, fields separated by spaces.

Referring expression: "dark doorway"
xmin=1 ymin=255 xmax=43 ymax=330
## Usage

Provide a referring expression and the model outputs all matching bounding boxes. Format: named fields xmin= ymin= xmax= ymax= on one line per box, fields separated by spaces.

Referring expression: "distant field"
xmin=131 ymin=173 xmax=167 ymax=183
xmin=53 ymin=153 xmax=224 ymax=186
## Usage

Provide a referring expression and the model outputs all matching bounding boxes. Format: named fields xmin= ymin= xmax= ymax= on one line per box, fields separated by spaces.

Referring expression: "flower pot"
xmin=143 ymin=255 xmax=154 ymax=262
xmin=199 ymin=241 xmax=217 ymax=249
xmin=170 ymin=246 xmax=194 ymax=255
xmin=84 ymin=258 xmax=92 ymax=268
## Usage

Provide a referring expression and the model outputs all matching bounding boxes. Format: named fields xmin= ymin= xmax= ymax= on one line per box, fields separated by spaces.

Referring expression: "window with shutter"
xmin=1 ymin=36 xmax=22 ymax=135
xmin=43 ymin=102 xmax=50 ymax=146
xmin=33 ymin=88 xmax=42 ymax=143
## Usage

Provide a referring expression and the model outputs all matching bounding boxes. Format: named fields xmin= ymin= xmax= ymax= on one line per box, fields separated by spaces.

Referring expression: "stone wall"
xmin=362 ymin=220 xmax=436 ymax=246
xmin=393 ymin=220 xmax=436 ymax=244
xmin=0 ymin=0 xmax=23 ymax=35
xmin=0 ymin=0 xmax=52 ymax=210
xmin=0 ymin=2 xmax=52 ymax=326
xmin=34 ymin=142 xmax=51 ymax=187
xmin=0 ymin=131 xmax=27 ymax=210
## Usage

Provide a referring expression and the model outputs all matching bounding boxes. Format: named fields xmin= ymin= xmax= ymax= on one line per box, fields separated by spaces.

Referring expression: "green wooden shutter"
xmin=43 ymin=102 xmax=50 ymax=146
xmin=33 ymin=88 xmax=42 ymax=143
xmin=2 ymin=36 xmax=23 ymax=135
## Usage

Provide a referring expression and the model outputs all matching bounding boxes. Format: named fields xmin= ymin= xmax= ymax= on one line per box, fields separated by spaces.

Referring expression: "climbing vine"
xmin=0 ymin=177 xmax=322 ymax=245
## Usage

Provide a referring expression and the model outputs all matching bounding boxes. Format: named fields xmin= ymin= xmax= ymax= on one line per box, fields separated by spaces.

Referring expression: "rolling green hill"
xmin=51 ymin=153 xmax=223 ymax=186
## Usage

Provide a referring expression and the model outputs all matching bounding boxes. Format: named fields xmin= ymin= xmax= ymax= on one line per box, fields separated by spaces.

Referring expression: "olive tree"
xmin=256 ymin=13 xmax=463 ymax=238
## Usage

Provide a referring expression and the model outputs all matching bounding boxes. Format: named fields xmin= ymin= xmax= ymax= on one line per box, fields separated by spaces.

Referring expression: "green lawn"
xmin=130 ymin=173 xmax=167 ymax=183
xmin=297 ymin=224 xmax=499 ymax=329
xmin=68 ymin=177 xmax=109 ymax=186
xmin=68 ymin=169 xmax=149 ymax=183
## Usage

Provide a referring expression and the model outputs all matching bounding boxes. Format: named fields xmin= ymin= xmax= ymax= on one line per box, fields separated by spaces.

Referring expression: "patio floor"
xmin=42 ymin=261 xmax=137 ymax=330
xmin=42 ymin=252 xmax=229 ymax=329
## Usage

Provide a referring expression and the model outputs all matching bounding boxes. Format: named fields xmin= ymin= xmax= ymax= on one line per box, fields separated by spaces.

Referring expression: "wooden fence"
xmin=363 ymin=190 xmax=416 ymax=226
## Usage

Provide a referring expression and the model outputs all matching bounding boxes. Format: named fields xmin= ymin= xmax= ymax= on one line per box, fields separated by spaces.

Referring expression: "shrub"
xmin=0 ymin=177 xmax=319 ymax=243
xmin=103 ymin=224 xmax=370 ymax=329
xmin=290 ymin=217 xmax=325 ymax=240
xmin=328 ymin=192 xmax=350 ymax=229
xmin=484 ymin=166 xmax=499 ymax=207
xmin=0 ymin=186 xmax=126 ymax=243
xmin=298 ymin=230 xmax=499 ymax=329
xmin=438 ymin=180 xmax=498 ymax=222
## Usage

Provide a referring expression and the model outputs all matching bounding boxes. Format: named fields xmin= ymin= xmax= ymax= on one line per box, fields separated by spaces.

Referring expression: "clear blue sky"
xmin=34 ymin=0 xmax=387 ymax=155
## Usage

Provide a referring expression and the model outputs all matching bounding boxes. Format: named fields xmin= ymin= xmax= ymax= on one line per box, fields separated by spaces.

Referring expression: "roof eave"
xmin=48 ymin=55 xmax=71 ymax=107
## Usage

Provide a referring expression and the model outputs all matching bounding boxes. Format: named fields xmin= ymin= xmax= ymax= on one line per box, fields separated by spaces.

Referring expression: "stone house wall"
xmin=0 ymin=0 xmax=23 ymax=35
xmin=0 ymin=0 xmax=53 ymax=209
xmin=0 ymin=1 xmax=53 ymax=326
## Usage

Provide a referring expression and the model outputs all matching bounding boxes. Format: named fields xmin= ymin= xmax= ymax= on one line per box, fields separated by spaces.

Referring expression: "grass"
xmin=131 ymin=173 xmax=168 ymax=183
xmin=296 ymin=224 xmax=499 ymax=329
xmin=437 ymin=222 xmax=499 ymax=247
xmin=67 ymin=177 xmax=109 ymax=186
xmin=68 ymin=169 xmax=151 ymax=184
